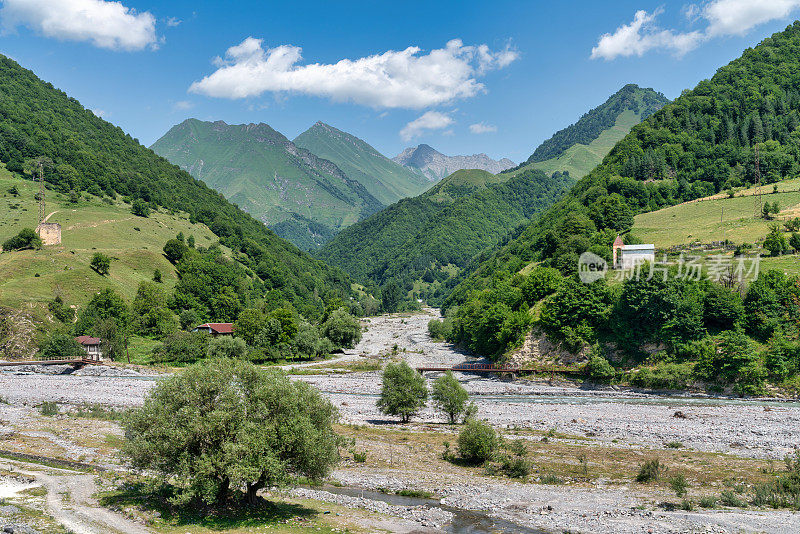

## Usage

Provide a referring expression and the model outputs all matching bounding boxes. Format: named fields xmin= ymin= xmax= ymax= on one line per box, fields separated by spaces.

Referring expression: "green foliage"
xmin=132 ymin=282 xmax=178 ymax=337
xmin=131 ymin=199 xmax=150 ymax=217
xmin=90 ymin=252 xmax=111 ymax=275
xmin=2 ymin=227 xmax=41 ymax=251
xmin=427 ymin=318 xmax=452 ymax=340
xmin=636 ymin=458 xmax=665 ymax=483
xmin=431 ymin=371 xmax=470 ymax=424
xmin=207 ymin=336 xmax=247 ymax=360
xmin=232 ymin=308 xmax=265 ymax=347
xmin=696 ymin=329 xmax=766 ymax=394
xmin=521 ymin=267 xmax=563 ymax=305
xmin=39 ymin=331 xmax=84 ymax=360
xmin=585 ymin=354 xmax=615 ymax=382
xmin=457 ymin=419 xmax=498 ymax=464
xmin=377 ymin=362 xmax=428 ymax=423
xmin=151 ymin=331 xmax=209 ymax=364
xmin=38 ymin=401 xmax=59 ymax=416
xmin=162 ymin=239 xmax=188 ymax=264
xmin=75 ymin=288 xmax=129 ymax=335
xmin=669 ymin=473 xmax=690 ymax=497
xmin=122 ymin=359 xmax=341 ymax=505
xmin=631 ymin=362 xmax=694 ymax=390
xmin=47 ymin=295 xmax=75 ymax=323
xmin=321 ymin=308 xmax=362 ymax=349
xmin=764 ymin=224 xmax=789 ymax=256
xmin=152 ymin=269 xmax=162 ymax=283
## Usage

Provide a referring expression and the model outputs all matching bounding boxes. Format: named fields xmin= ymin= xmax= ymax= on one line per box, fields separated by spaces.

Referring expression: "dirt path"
xmin=12 ymin=464 xmax=151 ymax=534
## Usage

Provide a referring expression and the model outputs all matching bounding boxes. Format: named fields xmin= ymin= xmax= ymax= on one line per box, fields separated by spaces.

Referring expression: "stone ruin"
xmin=36 ymin=222 xmax=61 ymax=246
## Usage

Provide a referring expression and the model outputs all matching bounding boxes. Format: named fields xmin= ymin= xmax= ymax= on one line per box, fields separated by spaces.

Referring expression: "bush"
xmin=2 ymin=228 xmax=42 ymax=251
xmin=163 ymin=238 xmax=188 ymax=264
xmin=636 ymin=458 xmax=665 ymax=483
xmin=207 ymin=336 xmax=247 ymax=359
xmin=39 ymin=331 xmax=85 ymax=361
xmin=39 ymin=401 xmax=59 ymax=416
xmin=151 ymin=331 xmax=209 ymax=363
xmin=457 ymin=419 xmax=498 ymax=464
xmin=47 ymin=296 xmax=75 ymax=323
xmin=131 ymin=199 xmax=150 ymax=217
xmin=501 ymin=456 xmax=530 ymax=478
xmin=122 ymin=359 xmax=342 ymax=505
xmin=431 ymin=370 xmax=470 ymax=424
xmin=322 ymin=309 xmax=362 ymax=349
xmin=90 ymin=252 xmax=111 ymax=275
xmin=427 ymin=318 xmax=452 ymax=341
xmin=669 ymin=473 xmax=689 ymax=497
xmin=585 ymin=354 xmax=615 ymax=382
xmin=630 ymin=362 xmax=694 ymax=390
xmin=377 ymin=362 xmax=428 ymax=423
xmin=352 ymin=450 xmax=367 ymax=463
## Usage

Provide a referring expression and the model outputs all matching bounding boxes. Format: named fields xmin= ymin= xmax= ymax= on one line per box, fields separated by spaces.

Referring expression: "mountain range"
xmin=393 ymin=144 xmax=515 ymax=181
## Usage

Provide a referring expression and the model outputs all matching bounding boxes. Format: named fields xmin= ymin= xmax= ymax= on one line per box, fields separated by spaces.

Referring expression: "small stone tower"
xmin=612 ymin=235 xmax=624 ymax=269
xmin=36 ymin=222 xmax=61 ymax=246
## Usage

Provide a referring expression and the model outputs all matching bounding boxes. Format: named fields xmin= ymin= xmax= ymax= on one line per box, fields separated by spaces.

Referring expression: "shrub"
xmin=151 ymin=331 xmax=209 ymax=363
xmin=720 ymin=489 xmax=745 ymax=507
xmin=631 ymin=362 xmax=694 ymax=390
xmin=39 ymin=331 xmax=84 ymax=361
xmin=698 ymin=496 xmax=717 ymax=508
xmin=427 ymin=318 xmax=452 ymax=340
xmin=377 ymin=362 xmax=428 ymax=423
xmin=207 ymin=336 xmax=247 ymax=359
xmin=163 ymin=239 xmax=188 ymax=264
xmin=352 ymin=450 xmax=367 ymax=463
xmin=39 ymin=401 xmax=59 ymax=416
xmin=2 ymin=228 xmax=42 ymax=251
xmin=47 ymin=296 xmax=75 ymax=323
xmin=122 ymin=359 xmax=342 ymax=505
xmin=665 ymin=441 xmax=684 ymax=449
xmin=431 ymin=370 xmax=470 ymax=424
xmin=540 ymin=473 xmax=563 ymax=485
xmin=585 ymin=354 xmax=615 ymax=382
xmin=636 ymin=458 xmax=665 ymax=483
xmin=457 ymin=419 xmax=498 ymax=464
xmin=501 ymin=456 xmax=530 ymax=478
xmin=90 ymin=252 xmax=111 ymax=275
xmin=153 ymin=269 xmax=162 ymax=283
xmin=131 ymin=199 xmax=150 ymax=217
xmin=669 ymin=473 xmax=689 ymax=497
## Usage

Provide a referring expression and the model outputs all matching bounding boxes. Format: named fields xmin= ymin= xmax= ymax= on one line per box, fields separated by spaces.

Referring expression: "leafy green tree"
xmin=233 ymin=308 xmax=265 ymax=347
xmin=520 ymin=267 xmax=563 ymax=305
xmin=90 ymin=252 xmax=111 ymax=275
xmin=2 ymin=228 xmax=42 ymax=251
xmin=179 ymin=309 xmax=199 ymax=331
xmin=162 ymin=239 xmax=188 ymax=264
xmin=39 ymin=331 xmax=84 ymax=360
xmin=94 ymin=318 xmax=126 ymax=361
xmin=322 ymin=308 xmax=362 ymax=349
xmin=122 ymin=359 xmax=342 ymax=504
xmin=431 ymin=371 xmax=471 ymax=424
xmin=292 ymin=321 xmax=333 ymax=359
xmin=132 ymin=282 xmax=178 ymax=337
xmin=457 ymin=419 xmax=498 ymax=463
xmin=702 ymin=283 xmax=744 ymax=331
xmin=131 ymin=199 xmax=150 ymax=217
xmin=381 ymin=281 xmax=404 ymax=313
xmin=790 ymin=232 xmax=800 ymax=253
xmin=377 ymin=362 xmax=428 ymax=423
xmin=152 ymin=331 xmax=209 ymax=363
xmin=153 ymin=269 xmax=162 ymax=283
xmin=268 ymin=307 xmax=298 ymax=343
xmin=75 ymin=288 xmax=129 ymax=335
xmin=47 ymin=295 xmax=75 ymax=323
xmin=743 ymin=270 xmax=795 ymax=340
xmin=585 ymin=353 xmax=615 ymax=382
xmin=764 ymin=225 xmax=788 ymax=256
xmin=207 ymin=336 xmax=247 ymax=359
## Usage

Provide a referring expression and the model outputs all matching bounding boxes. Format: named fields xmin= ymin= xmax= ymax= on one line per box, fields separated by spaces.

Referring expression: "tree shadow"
xmin=99 ymin=480 xmax=317 ymax=530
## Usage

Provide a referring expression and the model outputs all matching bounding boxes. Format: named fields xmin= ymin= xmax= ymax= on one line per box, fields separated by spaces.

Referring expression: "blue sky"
xmin=1 ymin=0 xmax=800 ymax=163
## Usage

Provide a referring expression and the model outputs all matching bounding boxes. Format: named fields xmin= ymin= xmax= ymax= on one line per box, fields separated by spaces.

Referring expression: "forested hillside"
xmin=151 ymin=119 xmax=383 ymax=250
xmin=0 ymin=55 xmax=353 ymax=319
xmin=504 ymin=85 xmax=669 ymax=179
xmin=294 ymin=122 xmax=431 ymax=205
xmin=437 ymin=22 xmax=800 ymax=394
xmin=318 ymin=168 xmax=572 ymax=307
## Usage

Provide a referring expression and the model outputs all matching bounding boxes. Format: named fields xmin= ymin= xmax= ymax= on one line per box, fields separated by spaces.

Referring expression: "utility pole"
xmin=37 ymin=161 xmax=45 ymax=225
xmin=754 ymin=144 xmax=762 ymax=218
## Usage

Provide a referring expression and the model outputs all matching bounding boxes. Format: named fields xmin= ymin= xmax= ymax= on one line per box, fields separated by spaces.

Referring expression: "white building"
xmin=612 ymin=236 xmax=655 ymax=269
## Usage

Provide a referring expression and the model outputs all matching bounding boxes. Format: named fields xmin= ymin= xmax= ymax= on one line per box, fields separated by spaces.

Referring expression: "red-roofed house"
xmin=193 ymin=323 xmax=234 ymax=336
xmin=75 ymin=336 xmax=103 ymax=361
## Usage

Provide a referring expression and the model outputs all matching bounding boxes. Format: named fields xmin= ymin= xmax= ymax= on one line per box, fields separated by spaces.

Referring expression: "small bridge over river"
xmin=0 ymin=358 xmax=105 ymax=368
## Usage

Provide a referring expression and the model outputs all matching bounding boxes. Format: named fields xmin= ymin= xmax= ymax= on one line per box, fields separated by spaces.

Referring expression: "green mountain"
xmin=0 ymin=54 xmax=352 ymax=319
xmin=294 ymin=121 xmax=431 ymax=205
xmin=317 ymin=167 xmax=572 ymax=299
xmin=505 ymin=84 xmax=669 ymax=179
xmin=443 ymin=21 xmax=800 ymax=360
xmin=151 ymin=119 xmax=384 ymax=250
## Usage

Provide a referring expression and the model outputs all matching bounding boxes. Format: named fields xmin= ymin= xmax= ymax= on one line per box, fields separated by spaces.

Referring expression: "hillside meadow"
xmin=0 ymin=167 xmax=219 ymax=309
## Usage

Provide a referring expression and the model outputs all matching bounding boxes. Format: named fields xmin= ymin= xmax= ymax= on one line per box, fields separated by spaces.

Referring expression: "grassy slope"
xmin=633 ymin=178 xmax=800 ymax=246
xmin=293 ymin=122 xmax=431 ymax=205
xmin=0 ymin=168 xmax=218 ymax=308
xmin=506 ymin=110 xmax=640 ymax=180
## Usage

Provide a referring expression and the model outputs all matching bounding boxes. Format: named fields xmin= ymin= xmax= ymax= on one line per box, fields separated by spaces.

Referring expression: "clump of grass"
xmin=636 ymin=458 xmax=665 ymax=483
xmin=699 ymin=496 xmax=717 ymax=508
xmin=72 ymin=404 xmax=125 ymax=421
xmin=665 ymin=441 xmax=684 ymax=449
xmin=500 ymin=456 xmax=531 ymax=479
xmin=720 ymin=489 xmax=746 ymax=507
xmin=669 ymin=473 xmax=689 ymax=497
xmin=352 ymin=450 xmax=367 ymax=463
xmin=750 ymin=451 xmax=800 ymax=509
xmin=680 ymin=499 xmax=694 ymax=511
xmin=38 ymin=401 xmax=59 ymax=417
xmin=540 ymin=473 xmax=564 ymax=485
xmin=395 ymin=489 xmax=433 ymax=499
xmin=506 ymin=439 xmax=527 ymax=457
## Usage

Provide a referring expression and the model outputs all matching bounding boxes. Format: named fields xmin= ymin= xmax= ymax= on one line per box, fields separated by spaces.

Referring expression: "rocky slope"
xmin=392 ymin=144 xmax=514 ymax=182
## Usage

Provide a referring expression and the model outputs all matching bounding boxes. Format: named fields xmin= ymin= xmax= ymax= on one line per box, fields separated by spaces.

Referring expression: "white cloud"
xmin=591 ymin=10 xmax=703 ymax=60
xmin=704 ymin=0 xmax=800 ymax=36
xmin=173 ymin=100 xmax=193 ymax=111
xmin=91 ymin=109 xmax=106 ymax=118
xmin=166 ymin=16 xmax=181 ymax=27
xmin=593 ymin=1 xmax=800 ymax=60
xmin=189 ymin=37 xmax=518 ymax=109
xmin=469 ymin=122 xmax=497 ymax=134
xmin=400 ymin=111 xmax=454 ymax=141
xmin=0 ymin=0 xmax=158 ymax=51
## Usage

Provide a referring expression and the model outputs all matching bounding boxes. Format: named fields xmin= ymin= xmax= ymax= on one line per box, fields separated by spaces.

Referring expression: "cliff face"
xmin=393 ymin=144 xmax=514 ymax=182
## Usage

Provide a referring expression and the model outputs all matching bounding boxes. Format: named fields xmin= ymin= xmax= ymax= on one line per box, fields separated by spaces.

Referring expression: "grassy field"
xmin=508 ymin=110 xmax=640 ymax=180
xmin=0 ymin=166 xmax=219 ymax=309
xmin=633 ymin=178 xmax=800 ymax=248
